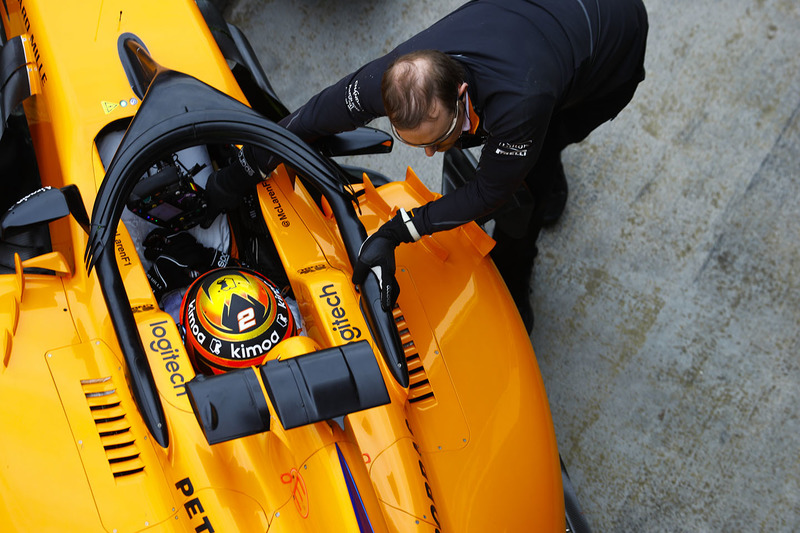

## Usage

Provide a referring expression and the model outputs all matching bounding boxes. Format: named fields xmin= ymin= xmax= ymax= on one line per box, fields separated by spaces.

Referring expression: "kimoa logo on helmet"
xmin=229 ymin=330 xmax=284 ymax=360
xmin=181 ymin=268 xmax=295 ymax=374
xmin=185 ymin=299 xmax=207 ymax=345
xmin=187 ymin=296 xmax=288 ymax=360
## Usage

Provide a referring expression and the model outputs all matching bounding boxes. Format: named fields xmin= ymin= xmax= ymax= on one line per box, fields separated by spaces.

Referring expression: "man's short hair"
xmin=382 ymin=50 xmax=465 ymax=130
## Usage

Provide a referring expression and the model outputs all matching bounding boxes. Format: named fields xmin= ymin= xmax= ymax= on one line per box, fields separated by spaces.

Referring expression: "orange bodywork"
xmin=0 ymin=1 xmax=564 ymax=531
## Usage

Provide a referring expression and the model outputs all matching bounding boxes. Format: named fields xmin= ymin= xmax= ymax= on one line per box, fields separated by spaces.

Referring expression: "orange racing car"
xmin=0 ymin=1 xmax=590 ymax=531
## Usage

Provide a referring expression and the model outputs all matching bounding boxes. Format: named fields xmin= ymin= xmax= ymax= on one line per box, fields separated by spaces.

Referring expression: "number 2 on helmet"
xmin=237 ymin=308 xmax=256 ymax=331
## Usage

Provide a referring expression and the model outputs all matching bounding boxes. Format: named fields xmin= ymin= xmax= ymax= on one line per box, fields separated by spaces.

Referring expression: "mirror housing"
xmin=0 ymin=185 xmax=90 ymax=239
xmin=313 ymin=126 xmax=393 ymax=157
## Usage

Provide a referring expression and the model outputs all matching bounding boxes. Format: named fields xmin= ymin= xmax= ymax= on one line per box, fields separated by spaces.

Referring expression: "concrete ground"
xmin=225 ymin=1 xmax=800 ymax=531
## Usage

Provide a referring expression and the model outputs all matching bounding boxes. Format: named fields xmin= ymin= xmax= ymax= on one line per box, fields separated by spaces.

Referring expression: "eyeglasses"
xmin=391 ymin=95 xmax=462 ymax=148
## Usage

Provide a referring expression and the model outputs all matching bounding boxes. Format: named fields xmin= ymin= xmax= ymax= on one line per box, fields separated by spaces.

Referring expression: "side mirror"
xmin=312 ymin=126 xmax=393 ymax=157
xmin=1 ymin=185 xmax=90 ymax=238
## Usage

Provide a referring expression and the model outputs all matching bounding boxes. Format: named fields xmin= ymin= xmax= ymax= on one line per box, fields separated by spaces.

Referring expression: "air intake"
xmin=81 ymin=377 xmax=145 ymax=478
xmin=393 ymin=308 xmax=435 ymax=406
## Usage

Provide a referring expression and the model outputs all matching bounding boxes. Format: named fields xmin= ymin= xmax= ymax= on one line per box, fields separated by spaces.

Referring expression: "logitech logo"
xmin=318 ymin=284 xmax=362 ymax=342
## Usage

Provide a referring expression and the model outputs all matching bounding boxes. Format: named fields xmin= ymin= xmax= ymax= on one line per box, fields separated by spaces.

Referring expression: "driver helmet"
xmin=180 ymin=267 xmax=295 ymax=375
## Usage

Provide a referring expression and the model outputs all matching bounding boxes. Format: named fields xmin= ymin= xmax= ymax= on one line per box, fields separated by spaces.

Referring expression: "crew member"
xmin=209 ymin=0 xmax=649 ymax=332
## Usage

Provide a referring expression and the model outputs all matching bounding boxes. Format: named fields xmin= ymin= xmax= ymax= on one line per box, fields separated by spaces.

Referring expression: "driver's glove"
xmin=202 ymin=145 xmax=273 ymax=227
xmin=351 ymin=208 xmax=421 ymax=311
xmin=143 ymin=229 xmax=234 ymax=301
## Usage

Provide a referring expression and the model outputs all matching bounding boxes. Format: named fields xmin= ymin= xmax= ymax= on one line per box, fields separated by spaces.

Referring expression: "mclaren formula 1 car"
xmin=0 ymin=1 xmax=589 ymax=531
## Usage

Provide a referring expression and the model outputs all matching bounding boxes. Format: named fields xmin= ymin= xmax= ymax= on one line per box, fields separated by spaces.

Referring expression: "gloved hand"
xmin=143 ymin=229 xmax=234 ymax=301
xmin=201 ymin=145 xmax=273 ymax=228
xmin=352 ymin=208 xmax=421 ymax=311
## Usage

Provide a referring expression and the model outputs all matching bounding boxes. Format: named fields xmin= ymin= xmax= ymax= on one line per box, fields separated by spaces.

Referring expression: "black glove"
xmin=143 ymin=229 xmax=234 ymax=301
xmin=352 ymin=208 xmax=421 ymax=311
xmin=201 ymin=145 xmax=274 ymax=228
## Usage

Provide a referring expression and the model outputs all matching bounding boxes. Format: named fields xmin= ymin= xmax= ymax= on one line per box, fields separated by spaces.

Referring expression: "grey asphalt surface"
xmin=225 ymin=1 xmax=800 ymax=531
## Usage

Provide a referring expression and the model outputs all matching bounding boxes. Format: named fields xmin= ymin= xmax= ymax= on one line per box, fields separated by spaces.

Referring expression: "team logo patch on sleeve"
xmin=345 ymin=80 xmax=363 ymax=113
xmin=495 ymin=140 xmax=532 ymax=157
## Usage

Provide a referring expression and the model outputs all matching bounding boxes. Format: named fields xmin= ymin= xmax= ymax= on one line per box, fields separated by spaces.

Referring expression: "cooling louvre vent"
xmin=393 ymin=308 xmax=435 ymax=406
xmin=81 ymin=377 xmax=145 ymax=478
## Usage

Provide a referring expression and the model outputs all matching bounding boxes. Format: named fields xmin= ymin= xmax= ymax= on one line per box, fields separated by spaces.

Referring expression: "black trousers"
xmin=496 ymin=63 xmax=647 ymax=259
xmin=490 ymin=63 xmax=647 ymax=298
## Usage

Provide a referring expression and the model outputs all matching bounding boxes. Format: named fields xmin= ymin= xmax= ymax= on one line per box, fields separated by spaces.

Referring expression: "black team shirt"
xmin=280 ymin=0 xmax=648 ymax=237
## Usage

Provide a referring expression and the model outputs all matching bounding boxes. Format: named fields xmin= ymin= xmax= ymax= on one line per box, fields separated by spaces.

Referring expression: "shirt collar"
xmin=463 ymin=92 xmax=480 ymax=135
